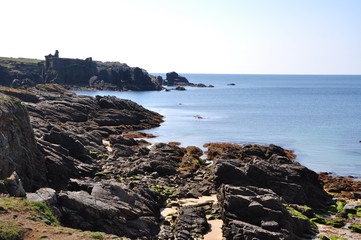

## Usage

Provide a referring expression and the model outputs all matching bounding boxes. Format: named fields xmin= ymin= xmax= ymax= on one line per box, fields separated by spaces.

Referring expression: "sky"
xmin=1 ymin=0 xmax=360 ymax=74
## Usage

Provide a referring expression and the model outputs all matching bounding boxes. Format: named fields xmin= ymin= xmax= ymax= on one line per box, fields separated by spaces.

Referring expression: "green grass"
xmin=311 ymin=217 xmax=345 ymax=228
xmin=0 ymin=220 xmax=22 ymax=240
xmin=329 ymin=235 xmax=348 ymax=240
xmin=90 ymin=232 xmax=104 ymax=239
xmin=0 ymin=57 xmax=43 ymax=64
xmin=29 ymin=201 xmax=59 ymax=226
xmin=0 ymin=198 xmax=59 ymax=227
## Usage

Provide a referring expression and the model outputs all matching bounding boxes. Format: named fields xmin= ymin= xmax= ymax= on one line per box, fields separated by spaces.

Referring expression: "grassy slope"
xmin=0 ymin=197 xmax=126 ymax=240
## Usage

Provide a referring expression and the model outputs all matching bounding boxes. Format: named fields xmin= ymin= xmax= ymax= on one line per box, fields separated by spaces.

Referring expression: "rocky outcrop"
xmin=218 ymin=184 xmax=317 ymax=239
xmin=208 ymin=143 xmax=331 ymax=239
xmin=165 ymin=71 xmax=190 ymax=86
xmin=212 ymin=144 xmax=333 ymax=209
xmin=0 ymin=84 xmax=343 ymax=239
xmin=0 ymin=52 xmax=163 ymax=91
xmin=0 ymin=58 xmax=44 ymax=87
xmin=44 ymin=51 xmax=162 ymax=91
xmin=0 ymin=85 xmax=163 ymax=192
xmin=94 ymin=61 xmax=163 ymax=91
xmin=0 ymin=95 xmax=47 ymax=191
xmin=58 ymin=180 xmax=161 ymax=238
xmin=173 ymin=206 xmax=209 ymax=239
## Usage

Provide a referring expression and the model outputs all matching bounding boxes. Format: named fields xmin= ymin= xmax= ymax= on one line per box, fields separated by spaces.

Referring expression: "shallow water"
xmin=75 ymin=74 xmax=361 ymax=176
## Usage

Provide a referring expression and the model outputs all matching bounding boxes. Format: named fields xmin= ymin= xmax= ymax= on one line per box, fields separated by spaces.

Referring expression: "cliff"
xmin=0 ymin=51 xmax=163 ymax=91
xmin=0 ymin=93 xmax=47 ymax=191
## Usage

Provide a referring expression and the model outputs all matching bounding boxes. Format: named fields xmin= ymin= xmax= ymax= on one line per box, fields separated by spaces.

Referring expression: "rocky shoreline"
xmin=0 ymin=85 xmax=360 ymax=239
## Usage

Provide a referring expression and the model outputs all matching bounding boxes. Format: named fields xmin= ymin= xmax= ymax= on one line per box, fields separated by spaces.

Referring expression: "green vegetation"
xmin=286 ymin=205 xmax=318 ymax=233
xmin=0 ymin=220 xmax=22 ymax=240
xmin=0 ymin=198 xmax=59 ymax=226
xmin=336 ymin=201 xmax=346 ymax=212
xmin=0 ymin=57 xmax=43 ymax=64
xmin=329 ymin=235 xmax=348 ymax=240
xmin=0 ymin=86 xmax=37 ymax=103
xmin=90 ymin=232 xmax=104 ymax=239
xmin=0 ymin=97 xmax=27 ymax=109
xmin=150 ymin=185 xmax=175 ymax=199
xmin=28 ymin=201 xmax=59 ymax=226
xmin=315 ymin=204 xmax=338 ymax=215
xmin=318 ymin=234 xmax=329 ymax=240
xmin=349 ymin=224 xmax=361 ymax=233
xmin=94 ymin=172 xmax=110 ymax=178
xmin=311 ymin=216 xmax=345 ymax=228
xmin=286 ymin=206 xmax=308 ymax=219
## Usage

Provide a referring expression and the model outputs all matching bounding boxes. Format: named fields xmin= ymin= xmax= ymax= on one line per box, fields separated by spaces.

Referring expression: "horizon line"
xmin=151 ymin=72 xmax=361 ymax=76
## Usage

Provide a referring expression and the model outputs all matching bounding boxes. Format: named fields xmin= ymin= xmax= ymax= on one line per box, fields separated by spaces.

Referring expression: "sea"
xmin=75 ymin=74 xmax=361 ymax=177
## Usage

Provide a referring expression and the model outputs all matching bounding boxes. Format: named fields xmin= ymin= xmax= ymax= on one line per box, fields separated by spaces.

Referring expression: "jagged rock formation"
xmin=0 ymin=51 xmax=163 ymax=91
xmin=0 ymin=85 xmax=163 ymax=192
xmin=0 ymin=94 xmax=47 ymax=191
xmin=165 ymin=71 xmax=190 ymax=86
xmin=0 ymin=85 xmax=340 ymax=239
xmin=0 ymin=58 xmax=44 ymax=87
xmin=207 ymin=143 xmax=332 ymax=239
xmin=165 ymin=71 xmax=213 ymax=88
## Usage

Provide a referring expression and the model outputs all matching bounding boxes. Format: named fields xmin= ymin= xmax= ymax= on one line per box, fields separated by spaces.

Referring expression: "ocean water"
xmin=75 ymin=74 xmax=361 ymax=176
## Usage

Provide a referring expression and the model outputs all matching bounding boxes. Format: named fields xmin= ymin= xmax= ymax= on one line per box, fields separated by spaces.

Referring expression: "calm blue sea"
xmin=75 ymin=74 xmax=361 ymax=176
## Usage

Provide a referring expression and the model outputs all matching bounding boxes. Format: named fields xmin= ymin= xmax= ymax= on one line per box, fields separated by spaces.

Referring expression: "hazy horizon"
xmin=1 ymin=0 xmax=360 ymax=75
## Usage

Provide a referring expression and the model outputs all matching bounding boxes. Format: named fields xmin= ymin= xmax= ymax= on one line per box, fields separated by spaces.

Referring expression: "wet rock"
xmin=174 ymin=86 xmax=186 ymax=91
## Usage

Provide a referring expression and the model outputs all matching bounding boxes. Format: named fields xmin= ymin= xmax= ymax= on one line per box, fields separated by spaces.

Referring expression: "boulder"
xmin=58 ymin=181 xmax=161 ymax=239
xmin=173 ymin=206 xmax=209 ymax=240
xmin=4 ymin=172 xmax=26 ymax=197
xmin=26 ymin=188 xmax=57 ymax=205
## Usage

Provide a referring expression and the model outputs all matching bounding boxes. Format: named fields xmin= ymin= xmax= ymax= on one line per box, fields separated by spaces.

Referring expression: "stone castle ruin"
xmin=0 ymin=50 xmax=163 ymax=91
xmin=44 ymin=50 xmax=97 ymax=86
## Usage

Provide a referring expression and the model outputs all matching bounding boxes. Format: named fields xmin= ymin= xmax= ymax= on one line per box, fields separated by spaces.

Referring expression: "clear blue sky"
xmin=1 ymin=0 xmax=360 ymax=74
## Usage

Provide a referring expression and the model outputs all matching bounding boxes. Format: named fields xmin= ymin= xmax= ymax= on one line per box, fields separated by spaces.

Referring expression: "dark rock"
xmin=166 ymin=71 xmax=189 ymax=86
xmin=0 ymin=98 xmax=47 ymax=191
xmin=4 ymin=172 xmax=26 ymax=197
xmin=0 ymin=58 xmax=44 ymax=87
xmin=208 ymin=144 xmax=327 ymax=239
xmin=218 ymin=184 xmax=318 ymax=240
xmin=110 ymin=135 xmax=137 ymax=146
xmin=58 ymin=180 xmax=161 ymax=239
xmin=11 ymin=78 xmax=36 ymax=88
xmin=173 ymin=206 xmax=209 ymax=239
xmin=174 ymin=86 xmax=186 ymax=91
xmin=213 ymin=145 xmax=332 ymax=209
